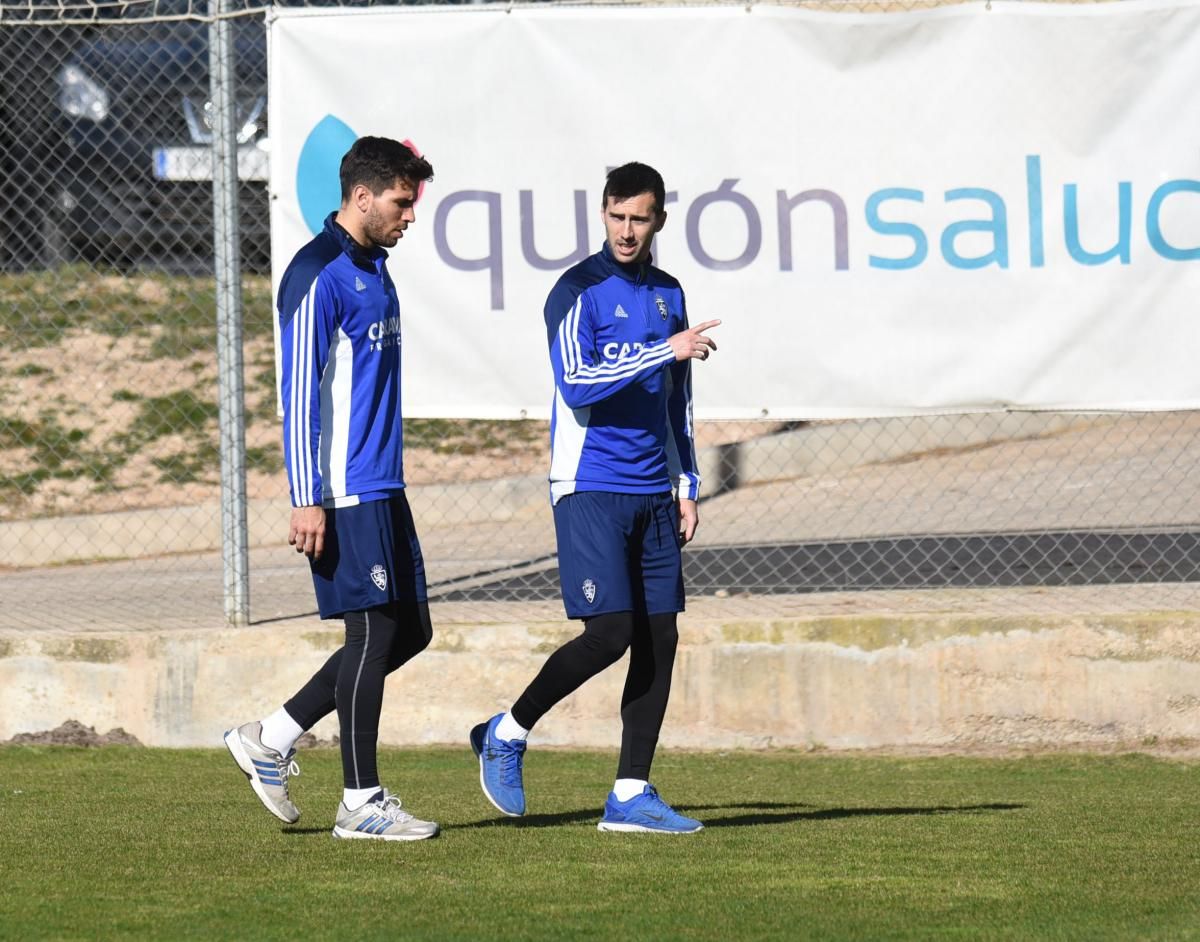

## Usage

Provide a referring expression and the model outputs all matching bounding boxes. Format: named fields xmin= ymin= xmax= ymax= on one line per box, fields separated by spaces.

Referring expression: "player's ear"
xmin=654 ymin=210 xmax=667 ymax=233
xmin=353 ymin=183 xmax=372 ymax=214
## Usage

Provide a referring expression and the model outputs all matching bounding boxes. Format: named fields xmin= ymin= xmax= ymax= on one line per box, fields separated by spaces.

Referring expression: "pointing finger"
xmin=693 ymin=319 xmax=722 ymax=333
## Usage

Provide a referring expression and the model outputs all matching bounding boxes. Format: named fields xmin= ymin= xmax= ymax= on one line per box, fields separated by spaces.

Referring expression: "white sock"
xmin=495 ymin=711 xmax=530 ymax=742
xmin=342 ymin=786 xmax=382 ymax=810
xmin=613 ymin=778 xmax=649 ymax=802
xmin=259 ymin=707 xmax=304 ymax=756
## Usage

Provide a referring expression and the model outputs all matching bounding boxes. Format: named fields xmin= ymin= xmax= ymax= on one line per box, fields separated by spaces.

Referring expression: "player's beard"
xmin=363 ymin=205 xmax=400 ymax=248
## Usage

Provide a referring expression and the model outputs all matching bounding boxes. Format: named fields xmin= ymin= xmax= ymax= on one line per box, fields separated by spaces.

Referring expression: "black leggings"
xmin=510 ymin=611 xmax=679 ymax=780
xmin=284 ymin=601 xmax=432 ymax=790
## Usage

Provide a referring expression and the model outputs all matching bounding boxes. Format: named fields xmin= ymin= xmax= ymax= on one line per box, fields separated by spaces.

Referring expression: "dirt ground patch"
xmin=5 ymin=719 xmax=143 ymax=747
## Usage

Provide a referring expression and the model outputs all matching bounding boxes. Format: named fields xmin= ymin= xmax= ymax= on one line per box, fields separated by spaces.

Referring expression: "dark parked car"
xmin=0 ymin=5 xmax=270 ymax=272
xmin=0 ymin=1 xmax=469 ymax=274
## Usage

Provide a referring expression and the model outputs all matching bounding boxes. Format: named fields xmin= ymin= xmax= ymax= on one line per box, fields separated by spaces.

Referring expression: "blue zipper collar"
xmin=324 ymin=212 xmax=387 ymax=269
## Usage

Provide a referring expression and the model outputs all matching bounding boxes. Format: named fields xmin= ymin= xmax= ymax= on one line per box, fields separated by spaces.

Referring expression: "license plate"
xmin=152 ymin=146 xmax=268 ymax=182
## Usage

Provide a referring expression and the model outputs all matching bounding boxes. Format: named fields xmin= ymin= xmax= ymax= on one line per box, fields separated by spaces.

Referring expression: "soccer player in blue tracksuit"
xmin=472 ymin=162 xmax=721 ymax=834
xmin=224 ymin=137 xmax=440 ymax=841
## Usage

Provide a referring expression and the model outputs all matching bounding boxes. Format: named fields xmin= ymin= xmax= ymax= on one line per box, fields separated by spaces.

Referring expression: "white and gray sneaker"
xmin=332 ymin=789 xmax=439 ymax=842
xmin=223 ymin=721 xmax=300 ymax=824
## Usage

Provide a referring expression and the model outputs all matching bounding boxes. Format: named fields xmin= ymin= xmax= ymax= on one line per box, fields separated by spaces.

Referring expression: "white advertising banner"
xmin=268 ymin=0 xmax=1200 ymax=419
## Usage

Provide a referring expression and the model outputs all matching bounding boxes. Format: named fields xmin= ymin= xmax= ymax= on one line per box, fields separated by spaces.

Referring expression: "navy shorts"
xmin=553 ymin=490 xmax=684 ymax=620
xmin=309 ymin=492 xmax=428 ymax=619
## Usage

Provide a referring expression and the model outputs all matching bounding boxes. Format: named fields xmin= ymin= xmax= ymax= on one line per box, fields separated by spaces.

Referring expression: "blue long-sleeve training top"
xmin=277 ymin=213 xmax=406 ymax=509
xmin=546 ymin=242 xmax=701 ymax=505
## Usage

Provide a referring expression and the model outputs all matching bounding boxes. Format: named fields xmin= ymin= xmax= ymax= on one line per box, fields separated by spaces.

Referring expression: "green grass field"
xmin=1 ymin=747 xmax=1198 ymax=940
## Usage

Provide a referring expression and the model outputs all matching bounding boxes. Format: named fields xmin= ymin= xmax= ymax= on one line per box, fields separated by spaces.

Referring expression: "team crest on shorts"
xmin=582 ymin=579 xmax=597 ymax=604
xmin=655 ymin=296 xmax=669 ymax=320
xmin=370 ymin=564 xmax=388 ymax=591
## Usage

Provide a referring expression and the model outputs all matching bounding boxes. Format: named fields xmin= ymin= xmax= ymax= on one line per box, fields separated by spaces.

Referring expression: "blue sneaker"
xmin=470 ymin=714 xmax=526 ymax=817
xmin=598 ymin=785 xmax=703 ymax=834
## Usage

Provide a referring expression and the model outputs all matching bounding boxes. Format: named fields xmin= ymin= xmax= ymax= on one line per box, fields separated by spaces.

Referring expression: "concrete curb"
xmin=4 ymin=605 xmax=1198 ymax=749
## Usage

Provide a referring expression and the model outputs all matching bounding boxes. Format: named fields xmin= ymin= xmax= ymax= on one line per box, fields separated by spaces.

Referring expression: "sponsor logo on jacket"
xmin=601 ymin=341 xmax=644 ymax=360
xmin=368 ymin=316 xmax=402 ymax=352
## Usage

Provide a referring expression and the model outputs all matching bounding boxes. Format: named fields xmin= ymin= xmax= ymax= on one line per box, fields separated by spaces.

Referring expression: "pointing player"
xmin=471 ymin=161 xmax=719 ymax=834
xmin=224 ymin=137 xmax=439 ymax=841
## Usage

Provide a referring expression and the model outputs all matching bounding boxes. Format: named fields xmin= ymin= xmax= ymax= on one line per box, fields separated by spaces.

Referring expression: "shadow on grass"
xmin=279 ymin=801 xmax=1026 ymax=835
xmin=682 ymin=801 xmax=1026 ymax=828
xmin=448 ymin=800 xmax=1026 ymax=831
xmin=450 ymin=808 xmax=603 ymax=830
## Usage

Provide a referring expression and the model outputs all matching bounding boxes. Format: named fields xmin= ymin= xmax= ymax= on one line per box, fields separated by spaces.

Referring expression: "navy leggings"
xmin=510 ymin=610 xmax=679 ymax=780
xmin=284 ymin=601 xmax=432 ymax=790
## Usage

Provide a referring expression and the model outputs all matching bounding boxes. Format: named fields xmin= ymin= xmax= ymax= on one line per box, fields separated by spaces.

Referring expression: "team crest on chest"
xmin=582 ymin=579 xmax=597 ymax=604
xmin=655 ymin=296 xmax=669 ymax=320
xmin=370 ymin=564 xmax=388 ymax=591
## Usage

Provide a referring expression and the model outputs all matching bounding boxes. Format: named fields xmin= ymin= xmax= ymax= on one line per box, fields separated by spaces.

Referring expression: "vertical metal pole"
xmin=209 ymin=0 xmax=250 ymax=626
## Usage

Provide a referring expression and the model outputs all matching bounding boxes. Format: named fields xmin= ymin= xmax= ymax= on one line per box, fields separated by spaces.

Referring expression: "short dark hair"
xmin=602 ymin=162 xmax=666 ymax=215
xmin=339 ymin=136 xmax=434 ymax=202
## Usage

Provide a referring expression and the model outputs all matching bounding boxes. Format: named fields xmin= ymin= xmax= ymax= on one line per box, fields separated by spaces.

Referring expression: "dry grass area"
xmin=0 ymin=270 xmax=782 ymax=522
xmin=0 ymin=326 xmax=281 ymax=520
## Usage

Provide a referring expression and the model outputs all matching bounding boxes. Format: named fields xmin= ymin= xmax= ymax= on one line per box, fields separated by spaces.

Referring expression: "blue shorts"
xmin=310 ymin=492 xmax=428 ymax=619
xmin=553 ymin=490 xmax=684 ymax=620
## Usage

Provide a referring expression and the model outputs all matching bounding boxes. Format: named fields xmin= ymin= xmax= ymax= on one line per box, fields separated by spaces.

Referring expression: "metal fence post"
xmin=209 ymin=0 xmax=250 ymax=625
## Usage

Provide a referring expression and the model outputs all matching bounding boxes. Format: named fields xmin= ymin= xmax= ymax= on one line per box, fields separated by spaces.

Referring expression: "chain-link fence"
xmin=0 ymin=0 xmax=1195 ymax=632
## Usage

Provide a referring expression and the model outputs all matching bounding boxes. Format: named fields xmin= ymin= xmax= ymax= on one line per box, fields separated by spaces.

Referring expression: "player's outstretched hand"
xmin=289 ymin=505 xmax=326 ymax=560
xmin=668 ymin=319 xmax=721 ymax=362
